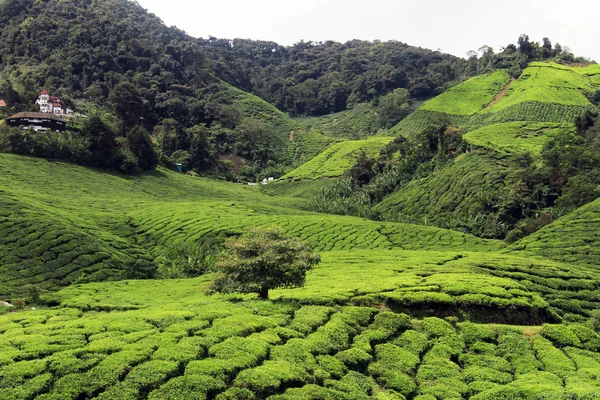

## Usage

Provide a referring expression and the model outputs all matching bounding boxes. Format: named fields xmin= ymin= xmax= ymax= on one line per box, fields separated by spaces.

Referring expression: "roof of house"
xmin=7 ymin=112 xmax=65 ymax=121
xmin=40 ymin=90 xmax=49 ymax=95
xmin=0 ymin=100 xmax=6 ymax=107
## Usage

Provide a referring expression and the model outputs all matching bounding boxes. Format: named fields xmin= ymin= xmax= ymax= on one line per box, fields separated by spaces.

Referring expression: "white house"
xmin=35 ymin=90 xmax=74 ymax=116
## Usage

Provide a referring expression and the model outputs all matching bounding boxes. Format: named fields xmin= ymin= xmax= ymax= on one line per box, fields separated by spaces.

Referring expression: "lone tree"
xmin=209 ymin=226 xmax=320 ymax=299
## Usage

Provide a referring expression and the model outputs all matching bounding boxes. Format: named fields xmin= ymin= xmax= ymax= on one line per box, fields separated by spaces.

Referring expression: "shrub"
xmin=270 ymin=339 xmax=317 ymax=372
xmin=393 ymin=330 xmax=429 ymax=356
xmin=372 ymin=312 xmax=412 ymax=332
xmin=325 ymin=371 xmax=377 ymax=397
xmin=370 ymin=344 xmax=420 ymax=375
xmin=305 ymin=314 xmax=357 ymax=354
xmin=147 ymin=375 xmax=225 ymax=400
xmin=421 ymin=317 xmax=456 ymax=339
xmin=541 ymin=324 xmax=582 ymax=348
xmin=496 ymin=332 xmax=541 ymax=375
xmin=463 ymin=366 xmax=513 ymax=384
xmin=376 ymin=370 xmax=416 ymax=397
xmin=460 ymin=323 xmax=496 ymax=345
xmin=215 ymin=387 xmax=255 ymax=400
xmin=416 ymin=358 xmax=461 ymax=382
xmin=234 ymin=360 xmax=311 ymax=397
xmin=531 ymin=336 xmax=576 ymax=379
xmin=316 ymin=355 xmax=348 ymax=380
xmin=341 ymin=306 xmax=377 ymax=326
xmin=267 ymin=384 xmax=351 ymax=400
xmin=334 ymin=348 xmax=372 ymax=370
xmin=289 ymin=306 xmax=336 ymax=335
xmin=569 ymin=324 xmax=600 ymax=351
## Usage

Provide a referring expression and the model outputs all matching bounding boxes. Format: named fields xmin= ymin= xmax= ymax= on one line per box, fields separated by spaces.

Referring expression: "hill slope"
xmin=0 ymin=154 xmax=499 ymax=297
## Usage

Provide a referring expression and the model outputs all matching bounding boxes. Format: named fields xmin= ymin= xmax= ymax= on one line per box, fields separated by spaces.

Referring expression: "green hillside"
xmin=0 ymin=153 xmax=498 ymax=298
xmin=463 ymin=122 xmax=575 ymax=156
xmin=375 ymin=61 xmax=600 ymax=238
xmin=483 ymin=62 xmax=594 ymax=112
xmin=3 ymin=17 xmax=600 ymax=397
xmin=374 ymin=151 xmax=510 ymax=236
xmin=280 ymin=137 xmax=393 ymax=180
xmin=509 ymin=197 xmax=600 ymax=265
xmin=420 ymin=70 xmax=511 ymax=116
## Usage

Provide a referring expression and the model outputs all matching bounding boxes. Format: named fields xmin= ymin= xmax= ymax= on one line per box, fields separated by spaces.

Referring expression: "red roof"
xmin=40 ymin=90 xmax=49 ymax=95
xmin=54 ymin=103 xmax=61 ymax=106
xmin=0 ymin=100 xmax=6 ymax=107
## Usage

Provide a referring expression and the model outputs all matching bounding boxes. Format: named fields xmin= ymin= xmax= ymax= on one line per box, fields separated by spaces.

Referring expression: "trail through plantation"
xmin=484 ymin=78 xmax=516 ymax=110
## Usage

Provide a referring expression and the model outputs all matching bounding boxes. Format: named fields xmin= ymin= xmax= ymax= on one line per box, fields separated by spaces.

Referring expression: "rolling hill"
xmin=2 ymin=151 xmax=600 ymax=398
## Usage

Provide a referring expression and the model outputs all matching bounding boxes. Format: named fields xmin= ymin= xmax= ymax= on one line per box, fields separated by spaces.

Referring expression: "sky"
xmin=135 ymin=0 xmax=600 ymax=62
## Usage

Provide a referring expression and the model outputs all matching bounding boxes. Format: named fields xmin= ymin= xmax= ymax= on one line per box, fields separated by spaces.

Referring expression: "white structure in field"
xmin=35 ymin=90 xmax=74 ymax=116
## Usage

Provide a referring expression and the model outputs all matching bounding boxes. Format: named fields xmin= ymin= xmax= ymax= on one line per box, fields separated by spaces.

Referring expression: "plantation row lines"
xmin=2 ymin=300 xmax=600 ymax=400
xmin=129 ymin=204 xmax=499 ymax=255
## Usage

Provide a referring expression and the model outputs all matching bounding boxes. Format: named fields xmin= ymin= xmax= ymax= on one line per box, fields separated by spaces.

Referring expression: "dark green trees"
xmin=209 ymin=227 xmax=321 ymax=299
xmin=82 ymin=115 xmax=118 ymax=169
xmin=127 ymin=126 xmax=158 ymax=170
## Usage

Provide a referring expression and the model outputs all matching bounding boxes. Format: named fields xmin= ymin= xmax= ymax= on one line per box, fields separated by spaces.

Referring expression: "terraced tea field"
xmin=2 ymin=273 xmax=600 ymax=400
xmin=483 ymin=62 xmax=595 ymax=112
xmin=375 ymin=151 xmax=510 ymax=231
xmin=420 ymin=70 xmax=511 ymax=116
xmin=463 ymin=122 xmax=575 ymax=156
xmin=4 ymin=58 xmax=600 ymax=399
xmin=0 ymin=153 xmax=497 ymax=297
xmin=280 ymin=137 xmax=393 ymax=180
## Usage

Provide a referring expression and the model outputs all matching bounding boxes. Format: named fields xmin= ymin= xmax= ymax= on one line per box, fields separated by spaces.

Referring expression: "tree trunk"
xmin=258 ymin=286 xmax=269 ymax=299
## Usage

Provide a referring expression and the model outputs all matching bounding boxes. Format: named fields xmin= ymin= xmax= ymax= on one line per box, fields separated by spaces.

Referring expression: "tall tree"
xmin=82 ymin=115 xmax=118 ymax=169
xmin=111 ymin=82 xmax=144 ymax=131
xmin=127 ymin=126 xmax=158 ymax=170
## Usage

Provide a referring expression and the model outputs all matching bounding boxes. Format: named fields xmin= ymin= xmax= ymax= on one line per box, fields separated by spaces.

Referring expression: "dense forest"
xmin=0 ymin=0 xmax=589 ymax=178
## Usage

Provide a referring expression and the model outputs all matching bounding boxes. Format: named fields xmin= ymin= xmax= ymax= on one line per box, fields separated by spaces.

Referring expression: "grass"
xmin=463 ymin=122 xmax=575 ymax=156
xmin=280 ymin=137 xmax=393 ymax=180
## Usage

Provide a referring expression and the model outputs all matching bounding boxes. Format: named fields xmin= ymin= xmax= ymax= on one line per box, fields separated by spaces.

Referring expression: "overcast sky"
xmin=136 ymin=0 xmax=599 ymax=62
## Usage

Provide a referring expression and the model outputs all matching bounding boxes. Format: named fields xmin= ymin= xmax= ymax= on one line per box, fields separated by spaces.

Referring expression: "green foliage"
xmin=421 ymin=70 xmax=511 ymax=115
xmin=463 ymin=122 xmax=575 ymax=156
xmin=541 ymin=324 xmax=582 ymax=348
xmin=209 ymin=226 xmax=321 ymax=299
xmin=484 ymin=62 xmax=594 ymax=112
xmin=281 ymin=137 xmax=392 ymax=180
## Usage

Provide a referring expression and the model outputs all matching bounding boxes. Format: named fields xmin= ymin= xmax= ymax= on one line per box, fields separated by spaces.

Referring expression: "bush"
xmin=531 ymin=336 xmax=576 ymax=379
xmin=376 ymin=371 xmax=416 ymax=397
xmin=334 ymin=348 xmax=372 ymax=370
xmin=234 ymin=360 xmax=311 ymax=397
xmin=370 ymin=344 xmax=420 ymax=375
xmin=541 ymin=324 xmax=582 ymax=348
xmin=496 ymin=332 xmax=541 ymax=375
xmin=147 ymin=375 xmax=225 ymax=400
xmin=569 ymin=324 xmax=600 ymax=351
xmin=270 ymin=339 xmax=317 ymax=372
xmin=421 ymin=317 xmax=456 ymax=338
xmin=393 ymin=330 xmax=429 ymax=355
xmin=460 ymin=323 xmax=496 ymax=345
xmin=316 ymin=355 xmax=348 ymax=380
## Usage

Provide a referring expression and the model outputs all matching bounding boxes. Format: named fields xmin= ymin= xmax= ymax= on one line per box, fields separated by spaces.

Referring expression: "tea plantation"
xmin=4 ymin=60 xmax=600 ymax=398
xmin=2 ymin=148 xmax=600 ymax=398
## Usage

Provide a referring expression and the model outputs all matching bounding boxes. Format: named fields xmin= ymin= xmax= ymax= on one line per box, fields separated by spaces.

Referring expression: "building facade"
xmin=6 ymin=112 xmax=67 ymax=132
xmin=35 ymin=90 xmax=74 ymax=115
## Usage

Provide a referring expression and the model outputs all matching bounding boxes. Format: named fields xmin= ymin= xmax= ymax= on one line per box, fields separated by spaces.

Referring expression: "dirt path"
xmin=484 ymin=78 xmax=516 ymax=110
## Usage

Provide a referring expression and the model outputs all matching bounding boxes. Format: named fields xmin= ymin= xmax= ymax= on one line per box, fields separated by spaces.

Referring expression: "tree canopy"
xmin=209 ymin=226 xmax=321 ymax=299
